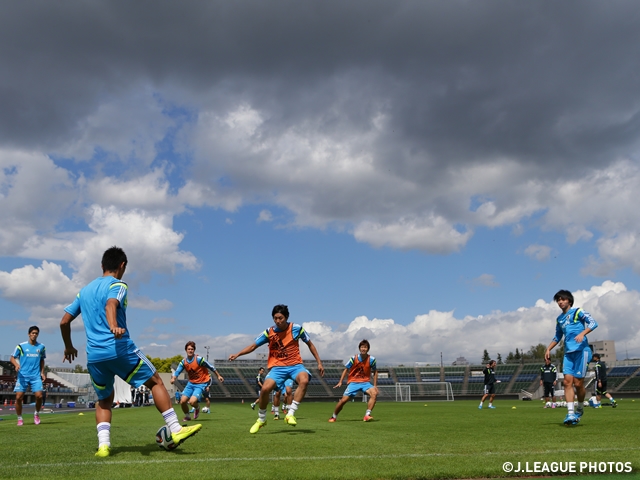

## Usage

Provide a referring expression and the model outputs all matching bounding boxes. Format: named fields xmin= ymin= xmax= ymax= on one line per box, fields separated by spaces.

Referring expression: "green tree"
xmin=147 ymin=355 xmax=184 ymax=373
xmin=481 ymin=349 xmax=491 ymax=364
xmin=497 ymin=353 xmax=503 ymax=364
xmin=73 ymin=364 xmax=88 ymax=374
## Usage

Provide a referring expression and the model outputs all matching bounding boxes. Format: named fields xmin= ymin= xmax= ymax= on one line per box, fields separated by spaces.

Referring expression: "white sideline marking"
xmin=8 ymin=447 xmax=639 ymax=469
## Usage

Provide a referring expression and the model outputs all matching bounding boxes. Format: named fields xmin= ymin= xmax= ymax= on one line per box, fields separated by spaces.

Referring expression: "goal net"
xmin=367 ymin=382 xmax=454 ymax=402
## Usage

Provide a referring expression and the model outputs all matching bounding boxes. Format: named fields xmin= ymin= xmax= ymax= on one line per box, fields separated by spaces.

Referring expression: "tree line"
xmin=482 ymin=343 xmax=564 ymax=365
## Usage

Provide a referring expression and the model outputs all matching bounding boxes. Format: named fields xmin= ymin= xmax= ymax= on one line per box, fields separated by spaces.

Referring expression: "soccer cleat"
xmin=251 ymin=403 xmax=256 ymax=410
xmin=193 ymin=408 xmax=200 ymax=420
xmin=611 ymin=400 xmax=618 ymax=408
xmin=17 ymin=418 xmax=23 ymax=426
xmin=95 ymin=445 xmax=111 ymax=457
xmin=284 ymin=414 xmax=297 ymax=426
xmin=563 ymin=413 xmax=579 ymax=425
xmin=328 ymin=417 xmax=336 ymax=423
xmin=273 ymin=413 xmax=280 ymax=420
xmin=478 ymin=405 xmax=482 ymax=409
xmin=171 ymin=424 xmax=202 ymax=446
xmin=488 ymin=405 xmax=496 ymax=409
xmin=249 ymin=419 xmax=266 ymax=434
xmin=182 ymin=415 xmax=191 ymax=422
xmin=363 ymin=415 xmax=373 ymax=422
xmin=34 ymin=415 xmax=40 ymax=425
xmin=575 ymin=408 xmax=583 ymax=418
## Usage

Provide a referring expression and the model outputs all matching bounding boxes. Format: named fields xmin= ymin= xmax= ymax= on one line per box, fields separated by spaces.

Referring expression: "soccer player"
xmin=540 ymin=357 xmax=558 ymax=408
xmin=11 ymin=326 xmax=46 ymax=426
xmin=478 ymin=360 xmax=500 ymax=409
xmin=250 ymin=367 xmax=265 ymax=410
xmin=328 ymin=339 xmax=378 ymax=422
xmin=592 ymin=353 xmax=617 ymax=408
xmin=228 ymin=304 xmax=325 ymax=433
xmin=545 ymin=289 xmax=598 ymax=425
xmin=170 ymin=341 xmax=224 ymax=421
xmin=60 ymin=246 xmax=202 ymax=457
xmin=202 ymin=379 xmax=212 ymax=413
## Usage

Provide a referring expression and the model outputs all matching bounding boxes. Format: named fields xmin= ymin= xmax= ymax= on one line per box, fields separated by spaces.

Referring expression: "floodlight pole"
xmin=204 ymin=345 xmax=210 ymax=361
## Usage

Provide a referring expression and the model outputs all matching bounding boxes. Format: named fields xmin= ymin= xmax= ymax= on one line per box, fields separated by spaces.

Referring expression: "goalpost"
xmin=367 ymin=382 xmax=454 ymax=402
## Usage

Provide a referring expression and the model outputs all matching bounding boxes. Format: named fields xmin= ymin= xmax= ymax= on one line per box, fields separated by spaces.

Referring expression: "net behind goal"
xmin=371 ymin=382 xmax=454 ymax=402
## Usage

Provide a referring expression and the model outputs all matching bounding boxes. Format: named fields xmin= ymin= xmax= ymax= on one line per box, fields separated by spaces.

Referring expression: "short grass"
xmin=2 ymin=399 xmax=640 ymax=479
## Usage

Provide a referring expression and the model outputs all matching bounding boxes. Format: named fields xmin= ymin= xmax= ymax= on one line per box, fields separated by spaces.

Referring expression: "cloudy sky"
xmin=2 ymin=1 xmax=640 ymax=367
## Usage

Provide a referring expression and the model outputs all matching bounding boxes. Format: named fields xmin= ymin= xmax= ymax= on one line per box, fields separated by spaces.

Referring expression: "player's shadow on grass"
xmin=267 ymin=429 xmax=316 ymax=435
xmin=109 ymin=444 xmax=199 ymax=456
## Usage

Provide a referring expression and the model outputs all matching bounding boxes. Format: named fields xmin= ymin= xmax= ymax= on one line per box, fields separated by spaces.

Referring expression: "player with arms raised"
xmin=229 ymin=304 xmax=324 ymax=433
xmin=171 ymin=341 xmax=224 ymax=421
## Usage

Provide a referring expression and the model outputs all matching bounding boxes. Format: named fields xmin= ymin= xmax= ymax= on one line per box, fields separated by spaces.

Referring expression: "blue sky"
xmin=2 ymin=2 xmax=640 ymax=366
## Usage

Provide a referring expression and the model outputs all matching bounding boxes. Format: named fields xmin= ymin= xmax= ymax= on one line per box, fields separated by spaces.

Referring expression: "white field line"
xmin=6 ymin=446 xmax=640 ymax=469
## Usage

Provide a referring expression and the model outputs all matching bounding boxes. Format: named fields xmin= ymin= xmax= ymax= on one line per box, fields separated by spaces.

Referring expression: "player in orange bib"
xmin=229 ymin=304 xmax=325 ymax=433
xmin=329 ymin=339 xmax=378 ymax=422
xmin=171 ymin=341 xmax=224 ymax=422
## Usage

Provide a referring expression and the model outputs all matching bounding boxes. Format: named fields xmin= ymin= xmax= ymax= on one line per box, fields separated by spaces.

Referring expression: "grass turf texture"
xmin=2 ymin=400 xmax=639 ymax=480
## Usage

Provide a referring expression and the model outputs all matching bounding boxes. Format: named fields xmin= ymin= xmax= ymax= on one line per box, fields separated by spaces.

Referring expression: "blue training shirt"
xmin=553 ymin=307 xmax=598 ymax=353
xmin=13 ymin=341 xmax=46 ymax=378
xmin=64 ymin=276 xmax=137 ymax=363
xmin=254 ymin=323 xmax=310 ymax=346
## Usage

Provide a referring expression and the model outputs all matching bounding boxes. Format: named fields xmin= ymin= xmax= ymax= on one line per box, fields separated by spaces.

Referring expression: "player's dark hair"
xmin=359 ymin=339 xmax=370 ymax=350
xmin=258 ymin=367 xmax=265 ymax=372
xmin=102 ymin=246 xmax=128 ymax=273
xmin=272 ymin=304 xmax=289 ymax=319
xmin=553 ymin=289 xmax=574 ymax=306
xmin=28 ymin=326 xmax=39 ymax=334
xmin=185 ymin=341 xmax=196 ymax=351
xmin=592 ymin=353 xmax=600 ymax=359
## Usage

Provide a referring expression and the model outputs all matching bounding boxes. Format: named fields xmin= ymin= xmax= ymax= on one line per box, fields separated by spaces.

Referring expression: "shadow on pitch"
xmin=106 ymin=444 xmax=200 ymax=456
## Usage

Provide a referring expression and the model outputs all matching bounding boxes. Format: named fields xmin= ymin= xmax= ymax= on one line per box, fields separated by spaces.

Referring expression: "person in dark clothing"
xmin=592 ymin=353 xmax=617 ymax=408
xmin=540 ymin=358 xmax=558 ymax=408
xmin=478 ymin=360 xmax=500 ymax=409
xmin=250 ymin=367 xmax=265 ymax=410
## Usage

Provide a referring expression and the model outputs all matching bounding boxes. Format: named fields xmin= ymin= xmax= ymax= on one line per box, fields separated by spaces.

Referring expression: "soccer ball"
xmin=202 ymin=407 xmax=210 ymax=413
xmin=155 ymin=425 xmax=177 ymax=450
xmin=545 ymin=402 xmax=551 ymax=408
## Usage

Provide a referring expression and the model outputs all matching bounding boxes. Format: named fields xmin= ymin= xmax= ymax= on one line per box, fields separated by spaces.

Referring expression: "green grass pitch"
xmin=2 ymin=399 xmax=640 ymax=479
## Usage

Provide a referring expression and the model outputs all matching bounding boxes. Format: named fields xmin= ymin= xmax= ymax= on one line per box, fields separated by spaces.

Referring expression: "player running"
xmin=592 ymin=353 xmax=617 ymax=408
xmin=60 ymin=246 xmax=202 ymax=457
xmin=545 ymin=289 xmax=598 ymax=426
xmin=328 ymin=339 xmax=378 ymax=422
xmin=11 ymin=326 xmax=46 ymax=426
xmin=171 ymin=341 xmax=224 ymax=421
xmin=228 ymin=304 xmax=325 ymax=433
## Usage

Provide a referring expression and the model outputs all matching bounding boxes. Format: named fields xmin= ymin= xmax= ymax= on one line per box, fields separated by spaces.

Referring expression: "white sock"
xmin=258 ymin=409 xmax=267 ymax=422
xmin=366 ymin=409 xmax=372 ymax=416
xmin=567 ymin=402 xmax=574 ymax=414
xmin=288 ymin=400 xmax=300 ymax=414
xmin=97 ymin=422 xmax=111 ymax=447
xmin=162 ymin=409 xmax=182 ymax=434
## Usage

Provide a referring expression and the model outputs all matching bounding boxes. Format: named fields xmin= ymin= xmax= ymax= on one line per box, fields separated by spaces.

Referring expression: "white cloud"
xmin=0 ymin=261 xmax=77 ymax=307
xmin=42 ymin=280 xmax=640 ymax=366
xmin=257 ymin=209 xmax=273 ymax=223
xmin=51 ymin=90 xmax=173 ymax=166
xmin=471 ymin=274 xmax=499 ymax=288
xmin=130 ymin=297 xmax=173 ymax=311
xmin=524 ymin=244 xmax=552 ymax=262
xmin=353 ymin=217 xmax=472 ymax=253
